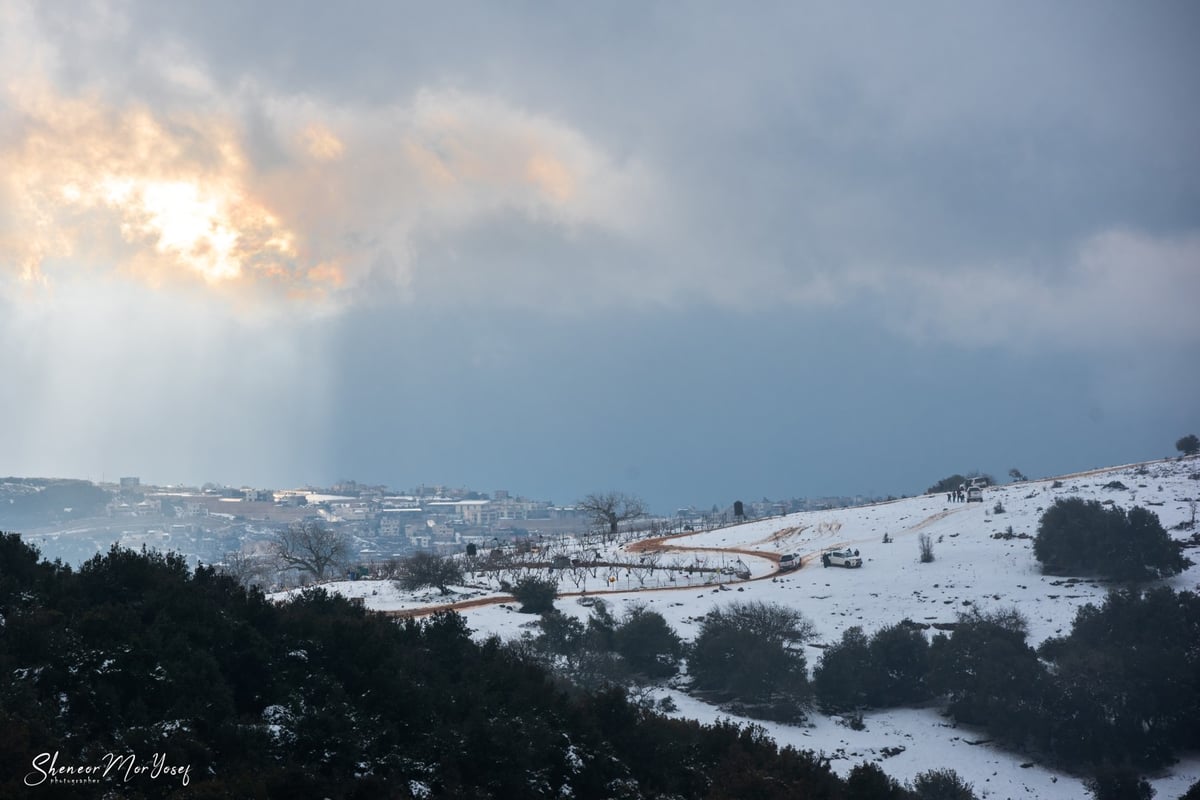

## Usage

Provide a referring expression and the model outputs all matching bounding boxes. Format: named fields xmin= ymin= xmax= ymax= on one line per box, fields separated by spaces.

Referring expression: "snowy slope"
xmin=301 ymin=456 xmax=1200 ymax=799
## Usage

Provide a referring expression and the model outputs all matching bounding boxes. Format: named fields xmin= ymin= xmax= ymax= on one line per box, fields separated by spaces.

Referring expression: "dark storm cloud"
xmin=2 ymin=0 xmax=1197 ymax=506
xmin=18 ymin=1 xmax=1200 ymax=326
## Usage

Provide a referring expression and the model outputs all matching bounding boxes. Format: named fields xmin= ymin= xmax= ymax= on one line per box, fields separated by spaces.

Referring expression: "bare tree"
xmin=271 ymin=521 xmax=351 ymax=581
xmin=217 ymin=550 xmax=269 ymax=590
xmin=918 ymin=532 xmax=935 ymax=563
xmin=629 ymin=552 xmax=661 ymax=587
xmin=396 ymin=551 xmax=463 ymax=595
xmin=578 ymin=492 xmax=647 ymax=540
xmin=567 ymin=563 xmax=589 ymax=593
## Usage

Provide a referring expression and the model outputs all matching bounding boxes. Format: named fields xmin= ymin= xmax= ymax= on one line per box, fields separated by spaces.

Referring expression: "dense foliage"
xmin=689 ymin=602 xmax=812 ymax=721
xmin=842 ymin=763 xmax=978 ymax=800
xmin=814 ymin=623 xmax=931 ymax=712
xmin=511 ymin=574 xmax=559 ymax=613
xmin=811 ymin=590 xmax=1200 ymax=782
xmin=926 ymin=474 xmax=967 ymax=495
xmin=928 ymin=609 xmax=1048 ymax=753
xmin=1084 ymin=766 xmax=1155 ymax=800
xmin=612 ymin=606 xmax=685 ymax=680
xmin=1033 ymin=497 xmax=1191 ymax=580
xmin=1037 ymin=587 xmax=1200 ymax=769
xmin=520 ymin=602 xmax=683 ymax=687
xmin=909 ymin=769 xmax=978 ymax=800
xmin=844 ymin=762 xmax=911 ymax=800
xmin=930 ymin=592 xmax=1200 ymax=776
xmin=1 ymin=534 xmax=858 ymax=798
xmin=0 ymin=480 xmax=111 ymax=529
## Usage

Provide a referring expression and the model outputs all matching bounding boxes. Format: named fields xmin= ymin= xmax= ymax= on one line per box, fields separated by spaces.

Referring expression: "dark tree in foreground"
xmin=578 ymin=491 xmax=646 ymax=537
xmin=910 ymin=768 xmax=978 ymax=799
xmin=270 ymin=520 xmax=351 ymax=581
xmin=845 ymin=762 xmax=912 ymax=800
xmin=1037 ymin=587 xmax=1200 ymax=770
xmin=0 ymin=534 xmax=858 ymax=798
xmin=1178 ymin=434 xmax=1200 ymax=456
xmin=690 ymin=602 xmax=813 ymax=720
xmin=613 ymin=605 xmax=684 ymax=679
xmin=815 ymin=623 xmax=930 ymax=712
xmin=1085 ymin=766 xmax=1154 ymax=800
xmin=928 ymin=608 xmax=1048 ymax=751
xmin=396 ymin=551 xmax=462 ymax=594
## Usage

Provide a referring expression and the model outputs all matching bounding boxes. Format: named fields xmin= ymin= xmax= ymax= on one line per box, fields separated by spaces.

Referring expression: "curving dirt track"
xmin=384 ymin=527 xmax=803 ymax=619
xmin=382 ymin=507 xmax=985 ymax=619
xmin=627 ymin=532 xmax=784 ymax=565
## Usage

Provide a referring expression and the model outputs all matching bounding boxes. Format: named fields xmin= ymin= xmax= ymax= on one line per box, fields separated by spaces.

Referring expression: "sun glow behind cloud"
xmin=0 ymin=70 xmax=647 ymax=314
xmin=2 ymin=81 xmax=317 ymax=303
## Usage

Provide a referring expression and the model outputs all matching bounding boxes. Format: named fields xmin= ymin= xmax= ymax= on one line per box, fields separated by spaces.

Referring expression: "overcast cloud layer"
xmin=2 ymin=1 xmax=1197 ymax=510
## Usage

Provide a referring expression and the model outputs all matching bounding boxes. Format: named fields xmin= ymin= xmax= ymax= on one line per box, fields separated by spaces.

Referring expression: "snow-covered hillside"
xmin=296 ymin=456 xmax=1200 ymax=799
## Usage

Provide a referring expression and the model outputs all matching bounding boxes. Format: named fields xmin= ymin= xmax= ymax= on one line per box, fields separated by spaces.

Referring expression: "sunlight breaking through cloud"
xmin=0 ymin=73 xmax=647 ymax=313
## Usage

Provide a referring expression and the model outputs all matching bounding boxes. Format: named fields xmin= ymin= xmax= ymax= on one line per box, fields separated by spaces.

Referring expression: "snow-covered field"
xmin=288 ymin=456 xmax=1200 ymax=799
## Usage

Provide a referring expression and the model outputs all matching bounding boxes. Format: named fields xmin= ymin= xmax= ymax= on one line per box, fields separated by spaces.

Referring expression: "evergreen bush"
xmin=1034 ymin=497 xmax=1191 ymax=580
xmin=511 ymin=574 xmax=558 ymax=613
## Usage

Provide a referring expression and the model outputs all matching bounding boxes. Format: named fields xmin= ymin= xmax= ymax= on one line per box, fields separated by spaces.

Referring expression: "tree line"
xmin=5 ymin=532 xmax=972 ymax=799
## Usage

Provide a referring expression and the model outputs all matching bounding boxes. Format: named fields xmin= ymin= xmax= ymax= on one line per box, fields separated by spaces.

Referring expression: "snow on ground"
xmin=271 ymin=576 xmax=509 ymax=613
xmin=280 ymin=456 xmax=1200 ymax=799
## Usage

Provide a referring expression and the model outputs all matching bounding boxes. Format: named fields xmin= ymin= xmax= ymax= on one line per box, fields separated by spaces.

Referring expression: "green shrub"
xmin=911 ymin=768 xmax=977 ymax=799
xmin=813 ymin=626 xmax=871 ymax=712
xmin=846 ymin=762 xmax=910 ymax=800
xmin=689 ymin=602 xmax=812 ymax=716
xmin=1038 ymin=587 xmax=1200 ymax=770
xmin=867 ymin=623 xmax=931 ymax=706
xmin=613 ymin=606 xmax=684 ymax=679
xmin=1085 ymin=766 xmax=1154 ymax=800
xmin=928 ymin=608 xmax=1048 ymax=750
xmin=511 ymin=575 xmax=558 ymax=613
xmin=927 ymin=474 xmax=966 ymax=495
xmin=1034 ymin=498 xmax=1191 ymax=580
xmin=815 ymin=623 xmax=931 ymax=712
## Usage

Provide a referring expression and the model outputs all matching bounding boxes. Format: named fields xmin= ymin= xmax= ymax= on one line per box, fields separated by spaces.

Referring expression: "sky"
xmin=2 ymin=1 xmax=1198 ymax=512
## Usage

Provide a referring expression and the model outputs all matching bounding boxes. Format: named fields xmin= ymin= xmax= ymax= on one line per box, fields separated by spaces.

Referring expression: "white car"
xmin=778 ymin=553 xmax=801 ymax=571
xmin=821 ymin=549 xmax=862 ymax=568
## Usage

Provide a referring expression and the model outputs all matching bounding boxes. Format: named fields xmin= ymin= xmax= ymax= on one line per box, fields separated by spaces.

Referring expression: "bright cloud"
xmin=0 ymin=67 xmax=651 ymax=313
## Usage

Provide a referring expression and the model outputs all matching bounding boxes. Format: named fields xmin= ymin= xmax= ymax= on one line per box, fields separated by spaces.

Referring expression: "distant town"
xmin=1 ymin=474 xmax=883 ymax=576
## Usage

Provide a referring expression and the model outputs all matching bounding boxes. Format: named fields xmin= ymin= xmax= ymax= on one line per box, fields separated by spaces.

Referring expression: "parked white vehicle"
xmin=778 ymin=553 xmax=801 ymax=571
xmin=821 ymin=549 xmax=862 ymax=568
